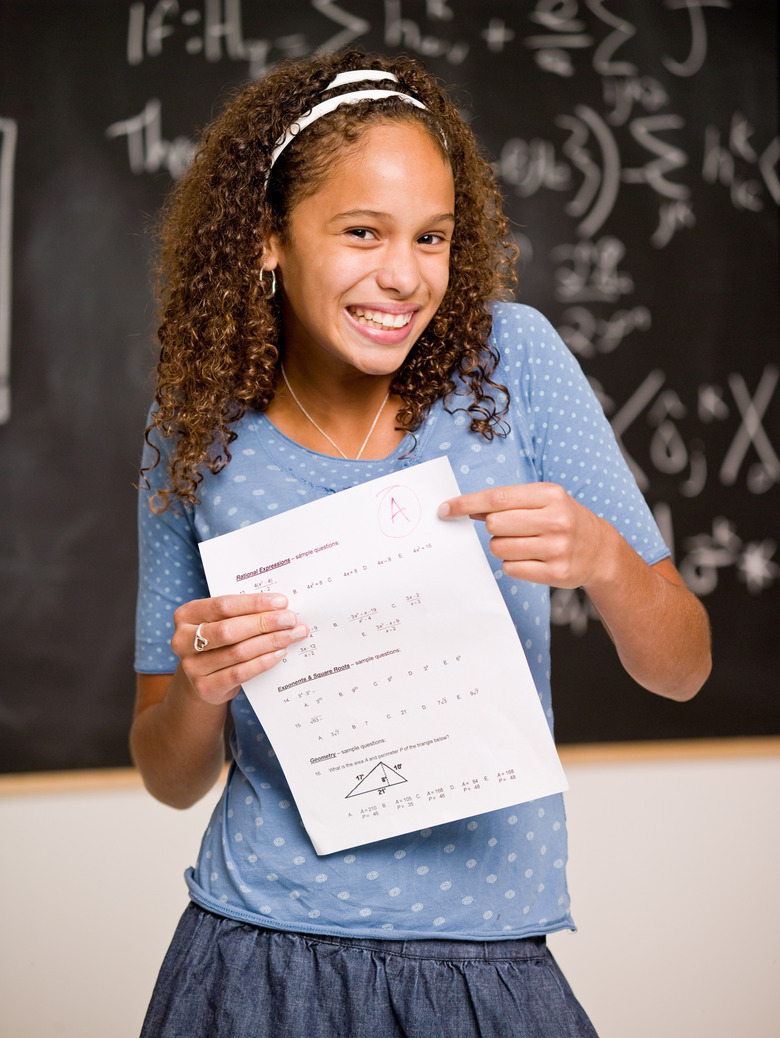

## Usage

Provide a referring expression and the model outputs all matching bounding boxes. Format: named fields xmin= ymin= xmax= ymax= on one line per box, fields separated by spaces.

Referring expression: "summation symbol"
xmin=346 ymin=762 xmax=407 ymax=798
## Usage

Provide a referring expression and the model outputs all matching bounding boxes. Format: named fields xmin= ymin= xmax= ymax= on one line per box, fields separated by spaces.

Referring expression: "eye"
xmin=418 ymin=232 xmax=449 ymax=246
xmin=346 ymin=228 xmax=377 ymax=240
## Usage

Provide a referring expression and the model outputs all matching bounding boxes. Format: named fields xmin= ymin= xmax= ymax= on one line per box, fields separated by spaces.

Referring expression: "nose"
xmin=375 ymin=240 xmax=422 ymax=297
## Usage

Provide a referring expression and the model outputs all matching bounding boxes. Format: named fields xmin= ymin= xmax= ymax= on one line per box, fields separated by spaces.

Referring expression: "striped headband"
xmin=266 ymin=69 xmax=429 ymax=178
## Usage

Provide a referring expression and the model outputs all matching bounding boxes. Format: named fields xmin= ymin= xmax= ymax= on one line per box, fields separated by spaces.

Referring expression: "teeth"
xmin=351 ymin=307 xmax=412 ymax=329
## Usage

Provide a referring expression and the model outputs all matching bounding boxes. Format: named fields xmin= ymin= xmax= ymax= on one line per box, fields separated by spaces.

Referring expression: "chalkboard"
xmin=1 ymin=1 xmax=777 ymax=773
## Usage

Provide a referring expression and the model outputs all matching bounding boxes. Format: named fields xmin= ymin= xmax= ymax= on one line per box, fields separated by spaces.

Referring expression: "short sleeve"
xmin=494 ymin=303 xmax=670 ymax=567
xmin=134 ymin=422 xmax=209 ymax=673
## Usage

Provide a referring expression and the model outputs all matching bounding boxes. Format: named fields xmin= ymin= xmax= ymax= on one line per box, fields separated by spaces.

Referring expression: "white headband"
xmin=267 ymin=70 xmax=428 ymax=177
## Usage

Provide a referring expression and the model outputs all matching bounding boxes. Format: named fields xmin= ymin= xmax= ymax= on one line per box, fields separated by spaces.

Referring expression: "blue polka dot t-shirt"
xmin=135 ymin=303 xmax=669 ymax=940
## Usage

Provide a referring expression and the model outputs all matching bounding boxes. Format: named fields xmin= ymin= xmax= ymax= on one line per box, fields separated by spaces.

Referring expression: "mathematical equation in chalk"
xmin=604 ymin=364 xmax=780 ymax=500
xmin=118 ymin=1 xmax=734 ymax=82
xmin=106 ymin=0 xmax=780 ymax=230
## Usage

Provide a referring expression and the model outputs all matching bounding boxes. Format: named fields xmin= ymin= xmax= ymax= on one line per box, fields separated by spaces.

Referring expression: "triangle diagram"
xmin=346 ymin=761 xmax=407 ymax=798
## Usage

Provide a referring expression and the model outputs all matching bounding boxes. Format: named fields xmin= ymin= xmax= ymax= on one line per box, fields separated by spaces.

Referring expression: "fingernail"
xmin=276 ymin=611 xmax=296 ymax=629
xmin=275 ymin=648 xmax=288 ymax=658
xmin=438 ymin=502 xmax=451 ymax=518
xmin=269 ymin=594 xmax=287 ymax=609
xmin=289 ymin=624 xmax=308 ymax=640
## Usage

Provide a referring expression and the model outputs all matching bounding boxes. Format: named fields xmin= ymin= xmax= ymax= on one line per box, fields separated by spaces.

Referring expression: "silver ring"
xmin=193 ymin=623 xmax=209 ymax=652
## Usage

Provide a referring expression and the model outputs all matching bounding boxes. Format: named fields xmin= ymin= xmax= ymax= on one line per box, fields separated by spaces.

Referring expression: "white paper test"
xmin=198 ymin=456 xmax=567 ymax=855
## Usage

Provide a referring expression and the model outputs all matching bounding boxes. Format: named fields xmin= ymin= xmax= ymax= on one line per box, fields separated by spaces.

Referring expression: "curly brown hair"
xmin=146 ymin=50 xmax=517 ymax=510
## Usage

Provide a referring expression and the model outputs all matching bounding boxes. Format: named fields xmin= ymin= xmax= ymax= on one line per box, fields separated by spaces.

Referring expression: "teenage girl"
xmin=133 ymin=50 xmax=711 ymax=1038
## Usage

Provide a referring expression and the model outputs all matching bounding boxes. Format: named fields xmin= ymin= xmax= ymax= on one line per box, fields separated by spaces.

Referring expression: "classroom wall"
xmin=1 ymin=747 xmax=778 ymax=1038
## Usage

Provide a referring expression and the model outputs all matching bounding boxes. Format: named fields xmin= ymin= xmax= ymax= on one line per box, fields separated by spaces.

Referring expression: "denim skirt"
xmin=140 ymin=903 xmax=598 ymax=1038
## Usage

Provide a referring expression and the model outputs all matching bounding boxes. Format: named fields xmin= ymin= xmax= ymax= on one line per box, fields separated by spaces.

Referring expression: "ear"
xmin=261 ymin=234 xmax=282 ymax=272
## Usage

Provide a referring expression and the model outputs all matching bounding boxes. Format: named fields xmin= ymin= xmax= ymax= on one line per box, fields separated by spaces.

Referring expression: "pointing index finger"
xmin=439 ymin=486 xmax=538 ymax=521
xmin=438 ymin=494 xmax=488 ymax=521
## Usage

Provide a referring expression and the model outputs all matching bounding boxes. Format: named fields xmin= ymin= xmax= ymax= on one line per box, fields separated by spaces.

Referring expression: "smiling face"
xmin=264 ymin=121 xmax=455 ymax=381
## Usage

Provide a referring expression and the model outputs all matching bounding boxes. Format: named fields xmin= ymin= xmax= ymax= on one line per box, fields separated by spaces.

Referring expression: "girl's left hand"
xmin=440 ymin=482 xmax=712 ymax=701
xmin=438 ymin=482 xmax=611 ymax=590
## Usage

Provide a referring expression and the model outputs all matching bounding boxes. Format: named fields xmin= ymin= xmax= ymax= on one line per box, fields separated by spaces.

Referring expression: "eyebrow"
xmin=328 ymin=208 xmax=456 ymax=225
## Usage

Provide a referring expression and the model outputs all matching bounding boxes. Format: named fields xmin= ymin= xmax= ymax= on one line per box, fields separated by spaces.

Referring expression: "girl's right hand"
xmin=171 ymin=593 xmax=308 ymax=706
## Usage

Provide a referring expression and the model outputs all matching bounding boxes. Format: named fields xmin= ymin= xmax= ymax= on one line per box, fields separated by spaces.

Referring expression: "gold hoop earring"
xmin=261 ymin=267 xmax=277 ymax=299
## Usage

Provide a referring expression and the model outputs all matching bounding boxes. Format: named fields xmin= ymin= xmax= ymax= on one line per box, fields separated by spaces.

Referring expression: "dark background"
xmin=1 ymin=1 xmax=777 ymax=773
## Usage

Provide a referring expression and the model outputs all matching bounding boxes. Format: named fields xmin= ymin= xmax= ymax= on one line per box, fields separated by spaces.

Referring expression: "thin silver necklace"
xmin=280 ymin=363 xmax=390 ymax=460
